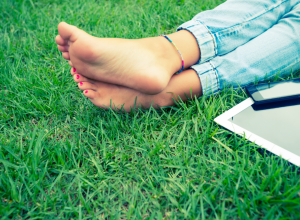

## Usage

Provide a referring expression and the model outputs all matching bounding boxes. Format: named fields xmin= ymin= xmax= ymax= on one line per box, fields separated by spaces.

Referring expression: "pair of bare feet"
xmin=55 ymin=22 xmax=202 ymax=111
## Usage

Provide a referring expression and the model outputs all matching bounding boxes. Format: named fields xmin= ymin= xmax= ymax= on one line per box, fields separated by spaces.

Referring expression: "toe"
xmin=73 ymin=74 xmax=93 ymax=83
xmin=57 ymin=22 xmax=80 ymax=43
xmin=55 ymin=35 xmax=68 ymax=46
xmin=73 ymin=74 xmax=85 ymax=82
xmin=83 ymin=90 xmax=97 ymax=99
xmin=62 ymin=52 xmax=70 ymax=60
xmin=57 ymin=45 xmax=69 ymax=52
xmin=78 ymin=82 xmax=97 ymax=90
xmin=69 ymin=60 xmax=73 ymax=67
xmin=70 ymin=67 xmax=77 ymax=75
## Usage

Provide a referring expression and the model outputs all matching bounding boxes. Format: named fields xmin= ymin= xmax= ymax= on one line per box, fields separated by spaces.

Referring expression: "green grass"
xmin=1 ymin=0 xmax=300 ymax=219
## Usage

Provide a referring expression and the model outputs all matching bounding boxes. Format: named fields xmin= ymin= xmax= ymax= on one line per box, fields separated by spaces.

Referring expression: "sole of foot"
xmin=73 ymin=73 xmax=162 ymax=111
xmin=56 ymin=22 xmax=182 ymax=95
xmin=71 ymin=68 xmax=202 ymax=112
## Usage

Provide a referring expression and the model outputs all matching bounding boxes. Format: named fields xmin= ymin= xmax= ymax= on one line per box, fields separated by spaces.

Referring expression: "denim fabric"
xmin=178 ymin=0 xmax=300 ymax=95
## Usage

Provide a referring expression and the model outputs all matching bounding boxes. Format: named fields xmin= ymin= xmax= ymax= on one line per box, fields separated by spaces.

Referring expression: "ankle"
xmin=155 ymin=36 xmax=184 ymax=74
xmin=166 ymin=30 xmax=201 ymax=68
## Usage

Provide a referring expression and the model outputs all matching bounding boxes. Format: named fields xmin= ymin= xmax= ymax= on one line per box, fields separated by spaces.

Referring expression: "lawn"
xmin=1 ymin=0 xmax=300 ymax=219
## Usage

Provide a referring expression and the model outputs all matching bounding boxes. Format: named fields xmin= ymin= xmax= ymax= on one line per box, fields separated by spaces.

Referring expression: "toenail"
xmin=76 ymin=75 xmax=80 ymax=79
xmin=85 ymin=90 xmax=88 ymax=94
xmin=80 ymin=82 xmax=83 ymax=86
xmin=73 ymin=68 xmax=76 ymax=72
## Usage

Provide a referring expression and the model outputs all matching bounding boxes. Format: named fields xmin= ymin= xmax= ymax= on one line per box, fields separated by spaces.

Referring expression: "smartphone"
xmin=245 ymin=78 xmax=300 ymax=105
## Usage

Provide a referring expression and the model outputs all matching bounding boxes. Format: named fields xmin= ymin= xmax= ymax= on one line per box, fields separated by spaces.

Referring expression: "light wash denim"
xmin=178 ymin=0 xmax=300 ymax=95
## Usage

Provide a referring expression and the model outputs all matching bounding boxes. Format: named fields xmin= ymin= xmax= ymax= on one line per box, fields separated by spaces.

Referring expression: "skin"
xmin=71 ymin=68 xmax=202 ymax=111
xmin=55 ymin=22 xmax=202 ymax=111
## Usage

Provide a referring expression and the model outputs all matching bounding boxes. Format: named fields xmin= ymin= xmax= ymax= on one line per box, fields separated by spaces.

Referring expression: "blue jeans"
xmin=178 ymin=0 xmax=300 ymax=95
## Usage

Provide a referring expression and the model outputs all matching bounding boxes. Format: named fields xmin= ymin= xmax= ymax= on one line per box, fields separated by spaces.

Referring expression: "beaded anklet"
xmin=160 ymin=35 xmax=184 ymax=73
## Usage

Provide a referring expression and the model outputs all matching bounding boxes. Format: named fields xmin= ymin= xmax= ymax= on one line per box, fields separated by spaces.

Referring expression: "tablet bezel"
xmin=214 ymin=98 xmax=300 ymax=166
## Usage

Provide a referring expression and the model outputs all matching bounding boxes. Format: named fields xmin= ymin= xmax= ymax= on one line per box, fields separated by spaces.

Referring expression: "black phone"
xmin=245 ymin=78 xmax=300 ymax=105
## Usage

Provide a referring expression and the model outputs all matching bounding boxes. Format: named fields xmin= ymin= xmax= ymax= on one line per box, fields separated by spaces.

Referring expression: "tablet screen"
xmin=257 ymin=81 xmax=300 ymax=99
xmin=228 ymin=103 xmax=300 ymax=157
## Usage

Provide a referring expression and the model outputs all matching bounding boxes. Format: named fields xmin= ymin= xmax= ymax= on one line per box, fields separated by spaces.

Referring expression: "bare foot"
xmin=71 ymin=68 xmax=202 ymax=111
xmin=56 ymin=22 xmax=187 ymax=95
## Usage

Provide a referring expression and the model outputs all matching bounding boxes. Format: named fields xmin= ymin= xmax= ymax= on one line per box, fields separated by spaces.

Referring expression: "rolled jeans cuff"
xmin=177 ymin=19 xmax=216 ymax=64
xmin=190 ymin=62 xmax=219 ymax=95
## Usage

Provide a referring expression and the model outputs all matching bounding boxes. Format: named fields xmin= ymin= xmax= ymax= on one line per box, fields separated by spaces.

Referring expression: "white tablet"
xmin=214 ymin=98 xmax=300 ymax=166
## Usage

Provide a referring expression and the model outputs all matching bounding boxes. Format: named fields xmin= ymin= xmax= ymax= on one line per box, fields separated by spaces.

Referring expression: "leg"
xmin=55 ymin=0 xmax=297 ymax=95
xmin=192 ymin=3 xmax=300 ymax=95
xmin=72 ymin=0 xmax=300 ymax=111
xmin=178 ymin=0 xmax=299 ymax=64
xmin=75 ymin=2 xmax=300 ymax=111
xmin=55 ymin=23 xmax=199 ymax=95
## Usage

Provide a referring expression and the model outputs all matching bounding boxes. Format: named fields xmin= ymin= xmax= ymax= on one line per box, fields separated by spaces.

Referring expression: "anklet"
xmin=160 ymin=35 xmax=184 ymax=73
